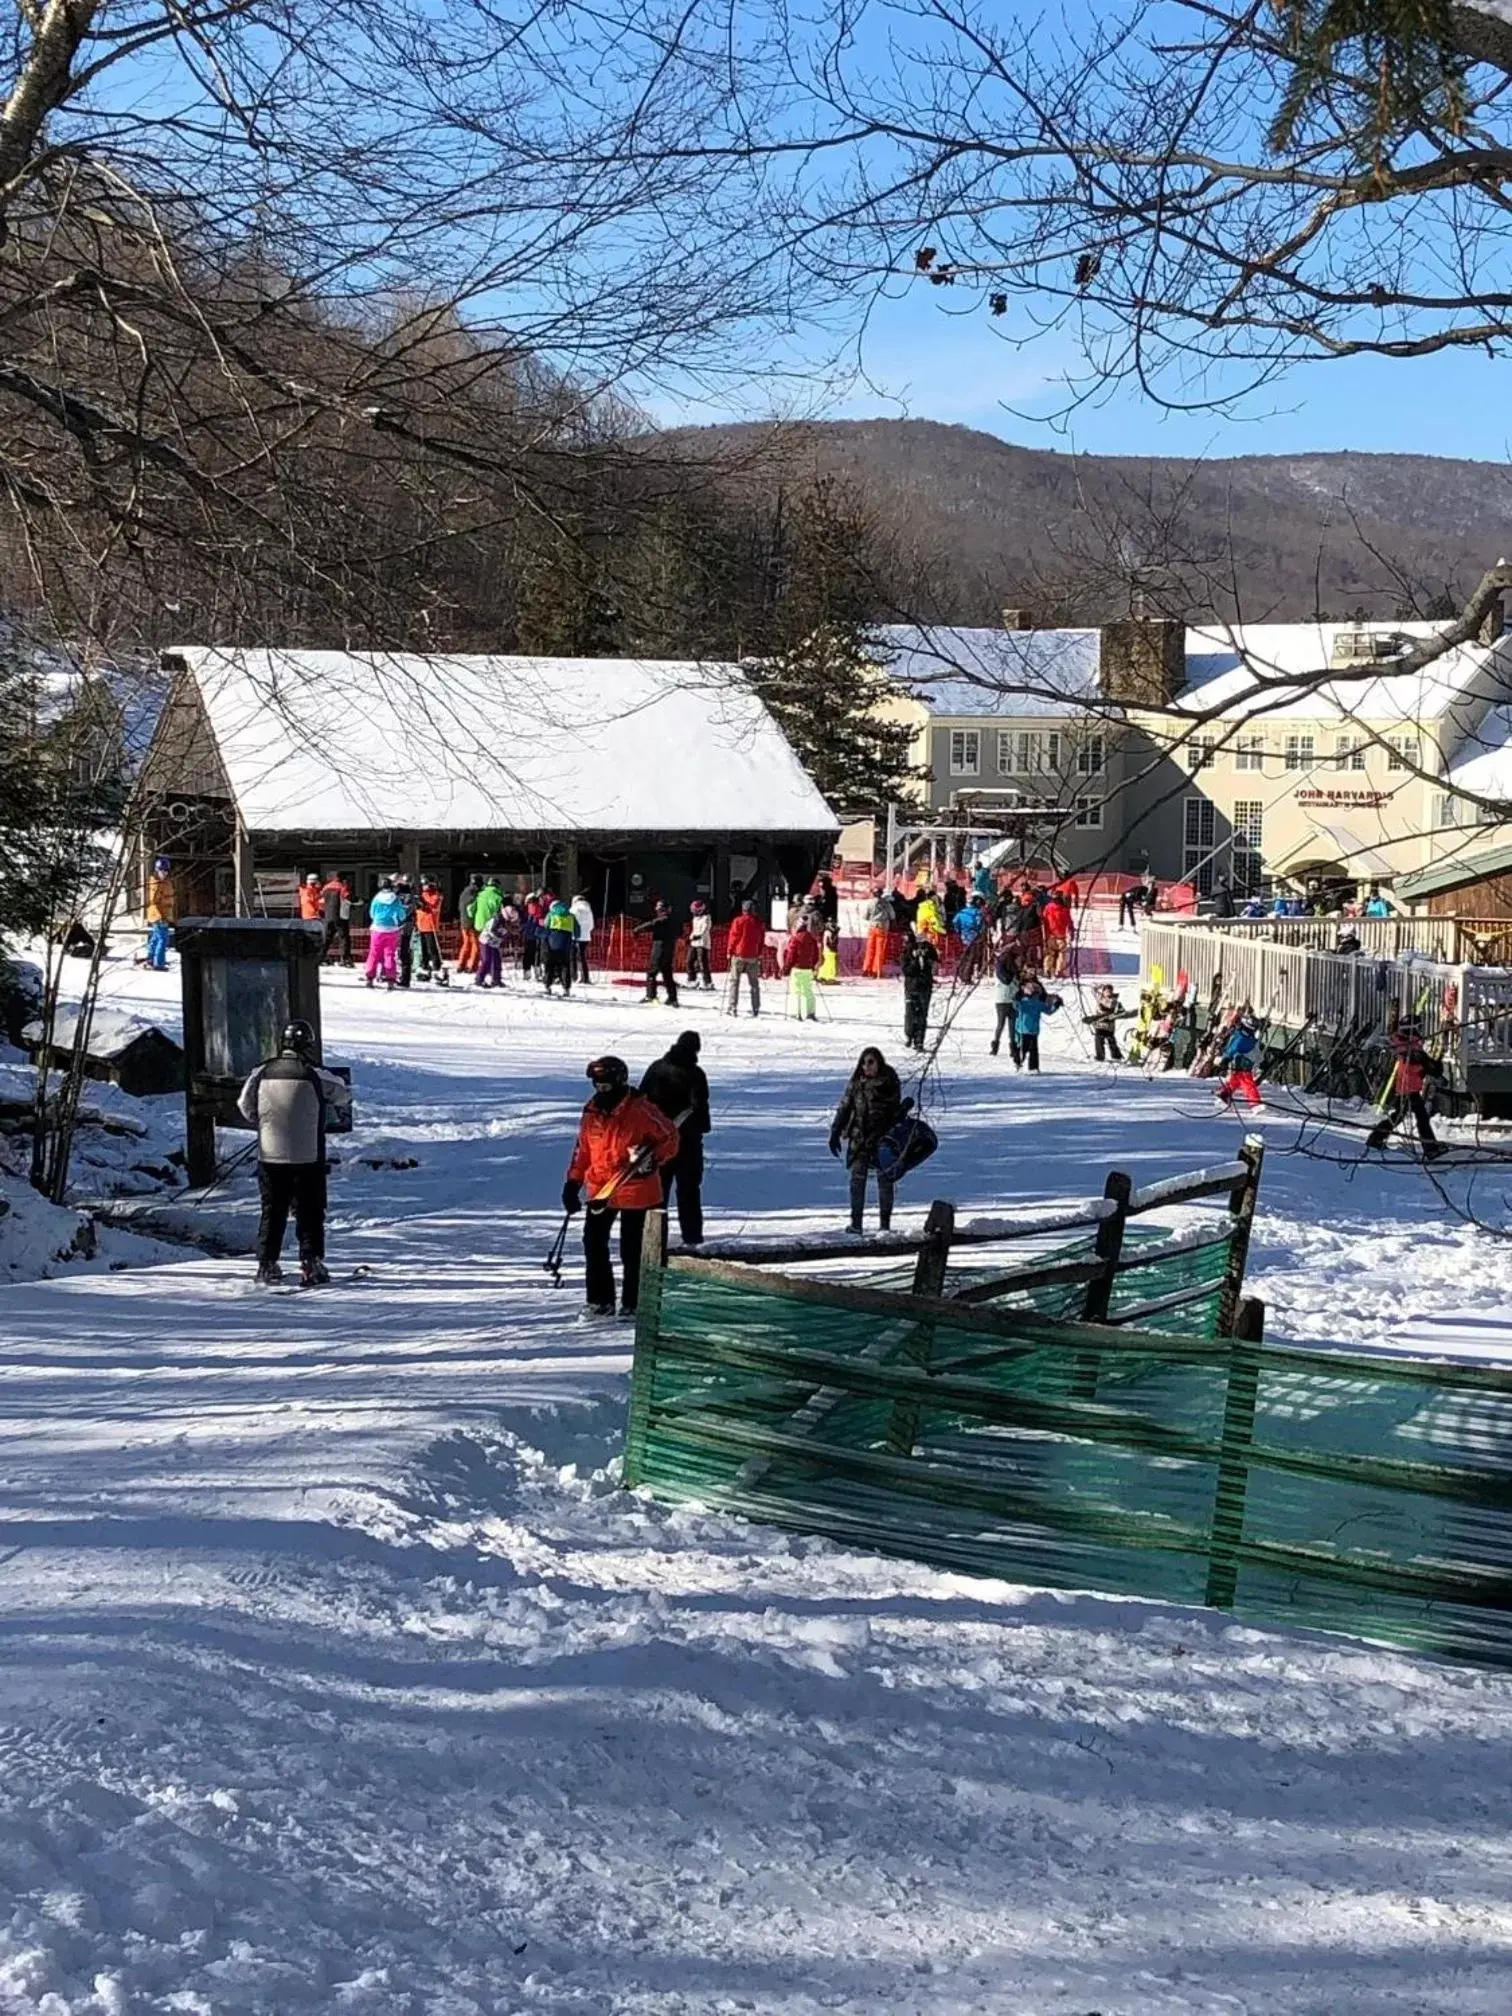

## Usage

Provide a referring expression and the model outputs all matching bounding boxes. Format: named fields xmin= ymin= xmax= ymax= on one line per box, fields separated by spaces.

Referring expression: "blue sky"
xmin=657 ymin=282 xmax=1512 ymax=463
xmin=652 ymin=0 xmax=1512 ymax=465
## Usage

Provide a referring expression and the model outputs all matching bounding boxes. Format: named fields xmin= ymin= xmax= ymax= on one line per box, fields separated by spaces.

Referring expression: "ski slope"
xmin=3 ymin=934 xmax=1512 ymax=2014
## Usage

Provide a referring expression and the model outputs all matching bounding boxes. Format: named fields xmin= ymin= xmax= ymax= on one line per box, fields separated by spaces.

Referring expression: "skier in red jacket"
xmin=726 ymin=901 xmax=766 ymax=1017
xmin=1366 ymin=1023 xmax=1447 ymax=1159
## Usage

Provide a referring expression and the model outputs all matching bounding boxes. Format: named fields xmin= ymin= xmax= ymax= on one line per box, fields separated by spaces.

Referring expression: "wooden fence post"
xmin=1071 ymin=1169 xmax=1131 ymax=1399
xmin=623 ymin=1208 xmax=668 ymax=1490
xmin=1204 ymin=1295 xmax=1264 ymax=1612
xmin=1216 ymin=1135 xmax=1265 ymax=1337
xmin=884 ymin=1199 xmax=955 ymax=1456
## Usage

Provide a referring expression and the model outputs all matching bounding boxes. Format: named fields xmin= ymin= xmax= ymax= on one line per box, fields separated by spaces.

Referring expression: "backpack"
xmin=876 ymin=1103 xmax=939 ymax=1181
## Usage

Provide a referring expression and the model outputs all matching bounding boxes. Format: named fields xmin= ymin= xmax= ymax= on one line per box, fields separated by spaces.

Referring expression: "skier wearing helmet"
xmin=237 ymin=1018 xmax=352 ymax=1286
xmin=562 ymin=1057 xmax=680 ymax=1317
xmin=1366 ymin=1021 xmax=1447 ymax=1158
xmin=1214 ymin=1010 xmax=1264 ymax=1111
xmin=298 ymin=873 xmax=323 ymax=922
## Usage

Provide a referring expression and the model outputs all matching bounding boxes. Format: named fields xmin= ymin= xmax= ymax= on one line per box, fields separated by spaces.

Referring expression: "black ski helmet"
xmin=586 ymin=1055 xmax=628 ymax=1089
xmin=282 ymin=1018 xmax=317 ymax=1054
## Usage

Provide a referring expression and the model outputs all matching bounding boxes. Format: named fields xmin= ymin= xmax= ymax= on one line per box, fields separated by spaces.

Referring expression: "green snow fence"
xmin=625 ymin=1225 xmax=1512 ymax=1670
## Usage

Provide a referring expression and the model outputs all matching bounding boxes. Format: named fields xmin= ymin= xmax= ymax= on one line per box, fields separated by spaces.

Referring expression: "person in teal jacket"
xmin=542 ymin=898 xmax=579 ymax=995
xmin=365 ymin=877 xmax=408 ymax=988
xmin=1012 ymin=976 xmax=1061 ymax=1073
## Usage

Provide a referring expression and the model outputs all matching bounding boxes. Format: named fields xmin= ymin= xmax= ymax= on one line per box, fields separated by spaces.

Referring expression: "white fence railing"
xmin=1139 ymin=920 xmax=1497 ymax=1068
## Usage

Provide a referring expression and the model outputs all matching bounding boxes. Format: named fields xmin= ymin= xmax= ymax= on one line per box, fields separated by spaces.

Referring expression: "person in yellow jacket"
xmin=817 ymin=920 xmax=841 ymax=985
xmin=145 ymin=856 xmax=176 ymax=970
xmin=914 ymin=889 xmax=945 ymax=945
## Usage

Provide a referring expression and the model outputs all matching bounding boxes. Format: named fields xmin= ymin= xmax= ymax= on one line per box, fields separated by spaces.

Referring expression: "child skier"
xmin=1366 ymin=1021 xmax=1447 ymax=1158
xmin=476 ymin=905 xmax=508 ymax=988
xmin=1084 ymin=983 xmax=1132 ymax=1063
xmin=686 ymin=899 xmax=715 ymax=991
xmin=1214 ymin=1011 xmax=1264 ymax=1110
xmin=1011 ymin=975 xmax=1061 ymax=1073
xmin=900 ymin=932 xmax=938 ymax=1051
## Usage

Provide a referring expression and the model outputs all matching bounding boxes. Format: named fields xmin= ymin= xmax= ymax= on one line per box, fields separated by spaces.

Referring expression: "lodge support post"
xmin=233 ymin=825 xmax=252 ymax=917
xmin=885 ymin=1199 xmax=955 ymax=1457
xmin=1217 ymin=1136 xmax=1265 ymax=1336
xmin=624 ymin=1207 xmax=669 ymax=1490
xmin=1204 ymin=1296 xmax=1264 ymax=1612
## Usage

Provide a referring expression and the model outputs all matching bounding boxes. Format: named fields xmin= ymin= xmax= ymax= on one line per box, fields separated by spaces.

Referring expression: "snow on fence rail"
xmin=626 ymin=1155 xmax=1512 ymax=1668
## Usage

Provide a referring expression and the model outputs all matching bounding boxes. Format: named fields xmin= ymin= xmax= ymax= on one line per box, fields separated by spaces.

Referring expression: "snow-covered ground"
xmin=4 ymin=929 xmax=1512 ymax=2014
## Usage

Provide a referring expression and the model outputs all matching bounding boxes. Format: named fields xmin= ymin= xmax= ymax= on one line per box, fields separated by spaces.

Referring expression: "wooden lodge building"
xmin=139 ymin=648 xmax=839 ymax=924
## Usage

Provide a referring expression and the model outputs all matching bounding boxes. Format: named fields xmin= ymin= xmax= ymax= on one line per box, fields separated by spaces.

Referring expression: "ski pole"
xmin=543 ymin=1211 xmax=572 ymax=1286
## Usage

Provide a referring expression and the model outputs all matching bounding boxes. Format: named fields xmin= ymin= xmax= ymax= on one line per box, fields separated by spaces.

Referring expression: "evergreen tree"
xmin=747 ymin=480 xmax=923 ymax=814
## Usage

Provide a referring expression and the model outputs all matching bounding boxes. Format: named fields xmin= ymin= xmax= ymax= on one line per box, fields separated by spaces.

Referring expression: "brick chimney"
xmin=1099 ymin=617 xmax=1186 ymax=705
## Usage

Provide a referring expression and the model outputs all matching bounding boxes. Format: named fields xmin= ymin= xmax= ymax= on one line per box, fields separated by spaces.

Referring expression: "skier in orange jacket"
xmin=562 ymin=1057 xmax=681 ymax=1317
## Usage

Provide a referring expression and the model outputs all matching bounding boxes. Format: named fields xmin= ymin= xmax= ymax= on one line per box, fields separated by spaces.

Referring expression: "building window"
xmin=949 ymin=729 xmax=980 ymax=777
xmin=1041 ymin=731 xmax=1061 ymax=774
xmin=1335 ymin=735 xmax=1367 ymax=772
xmin=997 ymin=729 xmax=1019 ymax=774
xmin=1183 ymin=795 xmax=1216 ymax=896
xmin=1388 ymin=735 xmax=1416 ymax=772
xmin=1077 ymin=733 xmax=1105 ymax=777
xmin=1235 ymin=734 xmax=1264 ymax=772
xmin=1074 ymin=795 xmax=1103 ymax=829
xmin=1435 ymin=793 xmax=1460 ymax=829
xmin=1233 ymin=798 xmax=1264 ymax=894
xmin=1188 ymin=735 xmax=1215 ymax=773
xmin=1284 ymin=734 xmax=1315 ymax=772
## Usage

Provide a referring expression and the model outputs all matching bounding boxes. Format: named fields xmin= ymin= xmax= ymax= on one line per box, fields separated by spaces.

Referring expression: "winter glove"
xmin=828 ymin=1133 xmax=842 ymax=1159
xmin=561 ymin=1180 xmax=582 ymax=1215
xmin=626 ymin=1143 xmax=657 ymax=1177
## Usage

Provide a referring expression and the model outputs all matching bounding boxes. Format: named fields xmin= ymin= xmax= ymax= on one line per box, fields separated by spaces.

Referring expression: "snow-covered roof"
xmin=872 ymin=626 xmax=1103 ymax=718
xmin=1177 ymin=622 xmax=1512 ymax=725
xmin=23 ymin=1008 xmax=180 ymax=1060
xmin=1447 ymin=704 xmax=1512 ymax=802
xmin=175 ymin=648 xmax=838 ymax=836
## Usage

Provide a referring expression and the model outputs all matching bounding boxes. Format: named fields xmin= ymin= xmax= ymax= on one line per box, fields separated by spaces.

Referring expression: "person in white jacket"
xmin=570 ymin=892 xmax=595 ymax=985
xmin=686 ymin=899 xmax=715 ymax=991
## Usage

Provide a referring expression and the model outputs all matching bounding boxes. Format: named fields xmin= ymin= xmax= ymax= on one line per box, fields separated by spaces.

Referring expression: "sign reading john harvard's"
xmin=1295 ymin=787 xmax=1393 ymax=809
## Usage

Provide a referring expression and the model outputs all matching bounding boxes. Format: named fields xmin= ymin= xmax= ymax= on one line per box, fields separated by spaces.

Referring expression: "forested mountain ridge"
xmin=660 ymin=418 xmax=1512 ymax=624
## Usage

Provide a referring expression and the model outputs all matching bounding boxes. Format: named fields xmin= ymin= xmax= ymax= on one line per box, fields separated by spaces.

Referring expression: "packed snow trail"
xmin=3 ymin=945 xmax=1512 ymax=2013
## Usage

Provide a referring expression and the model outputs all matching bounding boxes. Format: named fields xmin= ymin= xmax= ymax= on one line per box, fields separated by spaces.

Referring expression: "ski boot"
xmin=300 ymin=1258 xmax=331 ymax=1288
xmin=254 ymin=1262 xmax=284 ymax=1287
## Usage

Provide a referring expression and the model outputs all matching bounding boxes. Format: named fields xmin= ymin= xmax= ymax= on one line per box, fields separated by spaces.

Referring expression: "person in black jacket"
xmin=394 ymin=874 xmax=418 ymax=989
xmin=829 ymin=1046 xmax=903 ymax=1232
xmin=639 ymin=1030 xmax=712 ymax=1244
xmin=1212 ymin=875 xmax=1236 ymax=919
xmin=815 ymin=873 xmax=839 ymax=927
xmin=900 ymin=933 xmax=937 ymax=1051
xmin=635 ymin=900 xmax=681 ymax=1005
